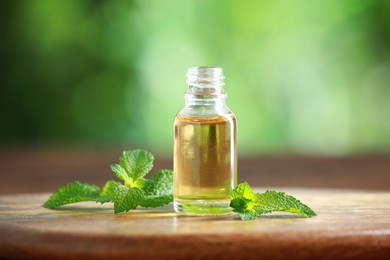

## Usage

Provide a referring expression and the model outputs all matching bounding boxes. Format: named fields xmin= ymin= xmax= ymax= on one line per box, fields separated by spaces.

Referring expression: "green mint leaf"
xmin=139 ymin=170 xmax=173 ymax=207
xmin=229 ymin=182 xmax=258 ymax=220
xmin=230 ymin=182 xmax=317 ymax=220
xmin=255 ymin=190 xmax=317 ymax=218
xmin=230 ymin=181 xmax=256 ymax=209
xmin=143 ymin=170 xmax=173 ymax=196
xmin=133 ymin=178 xmax=149 ymax=189
xmin=119 ymin=150 xmax=154 ymax=182
xmin=43 ymin=181 xmax=101 ymax=209
xmin=96 ymin=180 xmax=121 ymax=203
xmin=140 ymin=194 xmax=173 ymax=208
xmin=112 ymin=184 xmax=145 ymax=213
xmin=110 ymin=164 xmax=129 ymax=183
xmin=233 ymin=208 xmax=259 ymax=220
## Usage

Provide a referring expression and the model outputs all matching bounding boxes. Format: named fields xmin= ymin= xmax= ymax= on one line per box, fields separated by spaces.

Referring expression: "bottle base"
xmin=173 ymin=200 xmax=233 ymax=215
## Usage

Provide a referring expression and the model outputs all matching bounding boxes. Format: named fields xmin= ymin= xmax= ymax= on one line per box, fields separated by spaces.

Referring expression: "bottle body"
xmin=173 ymin=67 xmax=237 ymax=215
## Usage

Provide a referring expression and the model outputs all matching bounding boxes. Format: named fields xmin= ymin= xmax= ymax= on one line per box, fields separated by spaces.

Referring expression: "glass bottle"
xmin=173 ymin=66 xmax=237 ymax=215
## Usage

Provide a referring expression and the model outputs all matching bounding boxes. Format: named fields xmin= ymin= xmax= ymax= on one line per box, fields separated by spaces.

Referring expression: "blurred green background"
xmin=1 ymin=0 xmax=389 ymax=157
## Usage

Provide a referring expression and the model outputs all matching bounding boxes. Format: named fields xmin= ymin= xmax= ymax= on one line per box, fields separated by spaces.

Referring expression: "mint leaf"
xmin=140 ymin=194 xmax=173 ymax=208
xmin=43 ymin=181 xmax=101 ymax=209
xmin=230 ymin=181 xmax=256 ymax=208
xmin=110 ymin=164 xmax=129 ymax=183
xmin=112 ymin=185 xmax=145 ymax=213
xmin=140 ymin=170 xmax=173 ymax=207
xmin=230 ymin=182 xmax=317 ymax=220
xmin=119 ymin=150 xmax=154 ymax=181
xmin=229 ymin=182 xmax=258 ymax=220
xmin=97 ymin=180 xmax=121 ymax=203
xmin=143 ymin=170 xmax=173 ymax=196
xmin=255 ymin=190 xmax=317 ymax=217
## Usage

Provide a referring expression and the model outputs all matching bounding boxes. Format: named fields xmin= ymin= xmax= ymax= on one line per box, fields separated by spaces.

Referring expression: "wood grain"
xmin=0 ymin=188 xmax=389 ymax=259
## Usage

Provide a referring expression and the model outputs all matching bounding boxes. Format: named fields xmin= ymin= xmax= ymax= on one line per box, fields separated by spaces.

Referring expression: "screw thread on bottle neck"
xmin=186 ymin=66 xmax=225 ymax=95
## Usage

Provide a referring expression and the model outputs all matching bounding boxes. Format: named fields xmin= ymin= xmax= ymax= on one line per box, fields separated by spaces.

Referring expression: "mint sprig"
xmin=230 ymin=182 xmax=317 ymax=220
xmin=43 ymin=149 xmax=173 ymax=213
xmin=44 ymin=149 xmax=317 ymax=220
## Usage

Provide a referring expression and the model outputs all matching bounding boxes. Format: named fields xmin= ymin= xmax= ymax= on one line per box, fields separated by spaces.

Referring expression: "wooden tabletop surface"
xmin=0 ymin=188 xmax=389 ymax=259
xmin=0 ymin=147 xmax=389 ymax=259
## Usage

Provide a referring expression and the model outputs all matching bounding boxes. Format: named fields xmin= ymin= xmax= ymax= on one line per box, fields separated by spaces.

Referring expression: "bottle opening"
xmin=186 ymin=66 xmax=225 ymax=94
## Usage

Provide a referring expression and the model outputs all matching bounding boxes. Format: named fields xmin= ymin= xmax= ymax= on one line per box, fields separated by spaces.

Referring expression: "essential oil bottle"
xmin=173 ymin=66 xmax=237 ymax=215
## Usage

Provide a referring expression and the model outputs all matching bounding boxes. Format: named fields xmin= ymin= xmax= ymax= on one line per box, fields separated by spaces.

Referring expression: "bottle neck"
xmin=184 ymin=66 xmax=227 ymax=107
xmin=184 ymin=92 xmax=227 ymax=107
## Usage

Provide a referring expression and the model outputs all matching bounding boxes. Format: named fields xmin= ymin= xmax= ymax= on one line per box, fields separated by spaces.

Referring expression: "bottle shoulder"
xmin=175 ymin=108 xmax=236 ymax=125
xmin=176 ymin=105 xmax=235 ymax=118
xmin=175 ymin=114 xmax=236 ymax=125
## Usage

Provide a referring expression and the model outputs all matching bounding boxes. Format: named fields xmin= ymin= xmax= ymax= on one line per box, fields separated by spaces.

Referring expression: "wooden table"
xmin=0 ymin=148 xmax=389 ymax=258
xmin=0 ymin=188 xmax=389 ymax=259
